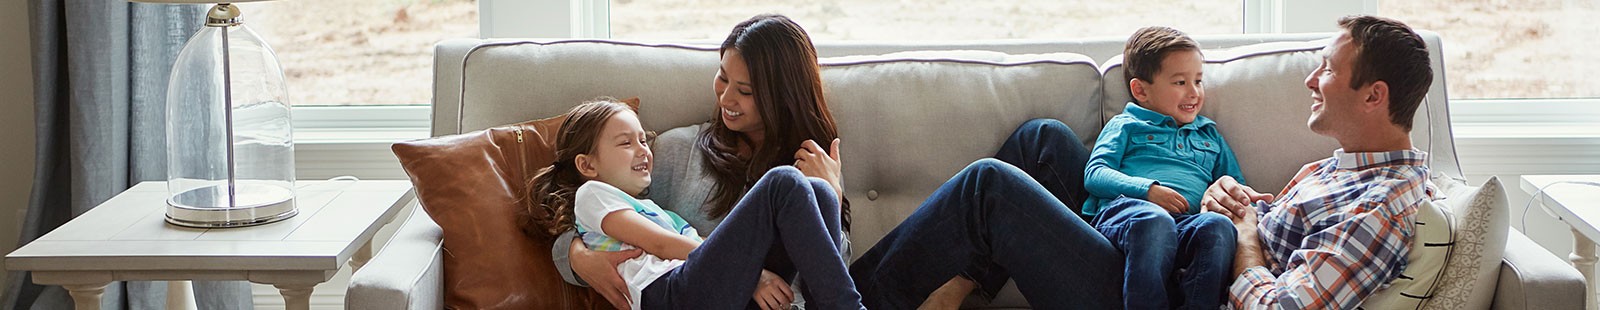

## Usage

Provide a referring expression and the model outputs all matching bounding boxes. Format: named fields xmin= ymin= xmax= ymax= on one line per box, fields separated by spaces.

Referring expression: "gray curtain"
xmin=5 ymin=0 xmax=255 ymax=309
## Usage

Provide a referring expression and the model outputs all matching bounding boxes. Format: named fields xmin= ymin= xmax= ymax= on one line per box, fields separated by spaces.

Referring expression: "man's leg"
xmin=851 ymin=159 xmax=1123 ymax=309
xmin=1092 ymin=197 xmax=1180 ymax=309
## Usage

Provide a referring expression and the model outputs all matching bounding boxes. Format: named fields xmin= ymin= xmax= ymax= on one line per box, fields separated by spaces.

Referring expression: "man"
xmin=1199 ymin=15 xmax=1438 ymax=309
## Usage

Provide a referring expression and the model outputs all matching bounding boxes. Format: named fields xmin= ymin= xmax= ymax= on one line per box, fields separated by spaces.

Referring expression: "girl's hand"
xmin=569 ymin=238 xmax=642 ymax=309
xmin=752 ymin=269 xmax=794 ymax=310
xmin=794 ymin=138 xmax=844 ymax=198
xmin=1148 ymin=184 xmax=1190 ymax=214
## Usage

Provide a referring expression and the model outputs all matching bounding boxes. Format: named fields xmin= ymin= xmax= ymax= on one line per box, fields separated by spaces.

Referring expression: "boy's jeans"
xmin=1093 ymin=196 xmax=1237 ymax=310
xmin=850 ymin=119 xmax=1124 ymax=309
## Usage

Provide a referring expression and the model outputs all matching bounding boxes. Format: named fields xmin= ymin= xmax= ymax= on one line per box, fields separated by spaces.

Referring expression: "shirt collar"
xmin=1123 ymin=102 xmax=1215 ymax=129
xmin=1332 ymin=148 xmax=1429 ymax=170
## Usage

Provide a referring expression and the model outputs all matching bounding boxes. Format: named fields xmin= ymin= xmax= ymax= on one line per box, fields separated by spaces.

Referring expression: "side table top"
xmin=4 ymin=180 xmax=415 ymax=273
xmin=1520 ymin=175 xmax=1600 ymax=245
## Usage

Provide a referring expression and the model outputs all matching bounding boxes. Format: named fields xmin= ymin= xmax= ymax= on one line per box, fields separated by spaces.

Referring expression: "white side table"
xmin=1520 ymin=175 xmax=1600 ymax=310
xmin=3 ymin=180 xmax=415 ymax=310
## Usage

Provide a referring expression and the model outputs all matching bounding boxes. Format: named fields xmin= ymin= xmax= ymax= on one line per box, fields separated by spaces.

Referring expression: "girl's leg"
xmin=850 ymin=159 xmax=1123 ymax=309
xmin=641 ymin=166 xmax=861 ymax=309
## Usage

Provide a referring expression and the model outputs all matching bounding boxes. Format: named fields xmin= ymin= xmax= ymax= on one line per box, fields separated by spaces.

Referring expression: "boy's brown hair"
xmin=1337 ymin=15 xmax=1433 ymax=132
xmin=1123 ymin=26 xmax=1200 ymax=99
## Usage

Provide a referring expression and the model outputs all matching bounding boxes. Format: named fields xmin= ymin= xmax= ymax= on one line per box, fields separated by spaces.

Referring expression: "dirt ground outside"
xmin=239 ymin=0 xmax=1597 ymax=106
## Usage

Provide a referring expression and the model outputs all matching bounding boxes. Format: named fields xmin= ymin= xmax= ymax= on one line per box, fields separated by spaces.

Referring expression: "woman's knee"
xmin=1016 ymin=118 xmax=1081 ymax=142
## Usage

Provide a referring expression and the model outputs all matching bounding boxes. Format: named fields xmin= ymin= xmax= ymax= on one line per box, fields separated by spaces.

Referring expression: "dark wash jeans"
xmin=640 ymin=166 xmax=864 ymax=310
xmin=850 ymin=119 xmax=1125 ymax=309
xmin=1093 ymin=197 xmax=1237 ymax=310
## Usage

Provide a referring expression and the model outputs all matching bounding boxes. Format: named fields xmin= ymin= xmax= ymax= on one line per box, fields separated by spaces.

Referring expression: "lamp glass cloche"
xmin=145 ymin=0 xmax=298 ymax=228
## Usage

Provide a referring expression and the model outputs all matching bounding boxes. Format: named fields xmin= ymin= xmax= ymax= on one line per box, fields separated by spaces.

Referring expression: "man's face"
xmin=1305 ymin=33 xmax=1366 ymax=137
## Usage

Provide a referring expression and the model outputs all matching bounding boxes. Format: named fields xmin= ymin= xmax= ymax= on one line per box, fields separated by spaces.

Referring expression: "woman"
xmin=559 ymin=14 xmax=853 ymax=309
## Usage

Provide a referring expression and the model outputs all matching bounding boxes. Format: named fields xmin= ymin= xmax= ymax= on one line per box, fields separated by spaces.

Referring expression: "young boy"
xmin=1083 ymin=26 xmax=1245 ymax=309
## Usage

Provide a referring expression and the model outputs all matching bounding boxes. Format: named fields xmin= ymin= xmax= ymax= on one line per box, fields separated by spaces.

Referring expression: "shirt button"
xmin=1205 ymin=142 xmax=1212 ymax=147
xmin=1147 ymin=135 xmax=1155 ymax=140
xmin=867 ymin=190 xmax=880 ymax=201
xmin=1178 ymin=144 xmax=1184 ymax=149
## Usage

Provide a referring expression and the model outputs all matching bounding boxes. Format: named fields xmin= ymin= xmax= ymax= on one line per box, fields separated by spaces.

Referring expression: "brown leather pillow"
xmin=392 ymin=97 xmax=639 ymax=310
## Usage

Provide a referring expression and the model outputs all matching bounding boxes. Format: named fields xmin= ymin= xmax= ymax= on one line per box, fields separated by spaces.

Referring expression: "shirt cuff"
xmin=552 ymin=229 xmax=589 ymax=287
xmin=1229 ymin=266 xmax=1276 ymax=309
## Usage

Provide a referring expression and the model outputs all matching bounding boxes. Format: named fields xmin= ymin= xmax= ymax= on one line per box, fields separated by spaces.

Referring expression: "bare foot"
xmin=917 ymin=276 xmax=976 ymax=310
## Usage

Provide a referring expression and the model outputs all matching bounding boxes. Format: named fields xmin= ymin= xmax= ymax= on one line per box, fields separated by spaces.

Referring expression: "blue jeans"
xmin=640 ymin=167 xmax=864 ymax=310
xmin=1092 ymin=197 xmax=1236 ymax=310
xmin=850 ymin=119 xmax=1122 ymax=309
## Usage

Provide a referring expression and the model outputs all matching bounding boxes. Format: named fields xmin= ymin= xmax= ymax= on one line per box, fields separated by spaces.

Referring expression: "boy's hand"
xmin=1148 ymin=184 xmax=1189 ymax=214
xmin=753 ymin=269 xmax=794 ymax=310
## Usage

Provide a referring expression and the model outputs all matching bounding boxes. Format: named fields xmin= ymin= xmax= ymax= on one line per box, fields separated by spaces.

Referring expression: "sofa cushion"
xmin=391 ymin=97 xmax=637 ymax=310
xmin=1102 ymin=40 xmax=1336 ymax=194
xmin=1424 ymin=176 xmax=1509 ymax=310
xmin=819 ymin=50 xmax=1103 ymax=308
xmin=1362 ymin=193 xmax=1452 ymax=309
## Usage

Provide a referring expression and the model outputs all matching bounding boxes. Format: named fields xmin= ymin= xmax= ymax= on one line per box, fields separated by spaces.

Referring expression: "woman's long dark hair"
xmin=523 ymin=98 xmax=633 ymax=237
xmin=696 ymin=14 xmax=849 ymax=230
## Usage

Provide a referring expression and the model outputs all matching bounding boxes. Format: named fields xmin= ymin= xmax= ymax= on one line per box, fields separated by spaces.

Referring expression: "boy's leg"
xmin=850 ymin=159 xmax=1123 ymax=309
xmin=643 ymin=167 xmax=861 ymax=309
xmin=1092 ymin=197 xmax=1180 ymax=310
xmin=994 ymin=118 xmax=1092 ymax=210
xmin=1171 ymin=212 xmax=1238 ymax=310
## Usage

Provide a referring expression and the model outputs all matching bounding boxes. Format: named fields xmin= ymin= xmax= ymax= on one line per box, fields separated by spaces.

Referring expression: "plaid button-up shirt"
xmin=1230 ymin=149 xmax=1436 ymax=310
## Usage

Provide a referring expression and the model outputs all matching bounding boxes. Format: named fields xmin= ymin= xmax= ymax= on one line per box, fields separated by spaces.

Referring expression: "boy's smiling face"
xmin=1131 ymin=49 xmax=1205 ymax=125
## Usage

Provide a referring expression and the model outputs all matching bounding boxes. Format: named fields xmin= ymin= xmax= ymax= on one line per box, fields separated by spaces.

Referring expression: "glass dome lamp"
xmin=144 ymin=0 xmax=298 ymax=228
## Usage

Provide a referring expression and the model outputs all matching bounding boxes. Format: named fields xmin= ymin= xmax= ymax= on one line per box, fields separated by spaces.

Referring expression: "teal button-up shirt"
xmin=1082 ymin=102 xmax=1246 ymax=217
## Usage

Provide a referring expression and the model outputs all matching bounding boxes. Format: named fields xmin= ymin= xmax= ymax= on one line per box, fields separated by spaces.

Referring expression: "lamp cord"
xmin=1521 ymin=180 xmax=1600 ymax=232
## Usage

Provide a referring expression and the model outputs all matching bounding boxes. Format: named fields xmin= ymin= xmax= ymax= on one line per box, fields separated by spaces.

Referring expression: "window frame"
xmin=298 ymin=0 xmax=1599 ymax=180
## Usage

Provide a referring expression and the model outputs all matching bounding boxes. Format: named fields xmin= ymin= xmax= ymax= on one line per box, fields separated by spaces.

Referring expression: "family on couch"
xmin=529 ymin=12 xmax=1437 ymax=310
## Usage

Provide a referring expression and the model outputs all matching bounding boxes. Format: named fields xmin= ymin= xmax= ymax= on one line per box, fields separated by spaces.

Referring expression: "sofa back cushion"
xmin=819 ymin=50 xmax=1104 ymax=257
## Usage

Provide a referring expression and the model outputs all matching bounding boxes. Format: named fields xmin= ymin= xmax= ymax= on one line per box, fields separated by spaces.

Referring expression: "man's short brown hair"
xmin=1123 ymin=26 xmax=1200 ymax=99
xmin=1338 ymin=15 xmax=1434 ymax=131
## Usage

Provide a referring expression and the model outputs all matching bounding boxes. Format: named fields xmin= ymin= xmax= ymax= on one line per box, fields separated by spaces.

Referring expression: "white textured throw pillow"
xmin=1361 ymin=196 xmax=1453 ymax=309
xmin=1422 ymin=176 xmax=1510 ymax=310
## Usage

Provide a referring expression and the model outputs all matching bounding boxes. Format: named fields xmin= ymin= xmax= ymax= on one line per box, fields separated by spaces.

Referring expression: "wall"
xmin=0 ymin=0 xmax=38 ymax=298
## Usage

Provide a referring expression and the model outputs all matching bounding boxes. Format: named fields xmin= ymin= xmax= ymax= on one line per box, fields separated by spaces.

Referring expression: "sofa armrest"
xmin=347 ymin=205 xmax=445 ymax=310
xmin=1492 ymin=231 xmax=1586 ymax=310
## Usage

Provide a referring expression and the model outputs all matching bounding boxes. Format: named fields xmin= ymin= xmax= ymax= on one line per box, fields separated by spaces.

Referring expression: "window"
xmin=235 ymin=0 xmax=478 ymax=106
xmin=1383 ymin=0 xmax=1599 ymax=99
xmin=611 ymin=0 xmax=1243 ymax=40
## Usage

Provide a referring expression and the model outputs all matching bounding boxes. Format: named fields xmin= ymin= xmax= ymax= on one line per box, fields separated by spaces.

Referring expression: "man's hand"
xmin=795 ymin=138 xmax=845 ymax=200
xmin=1148 ymin=184 xmax=1189 ymax=214
xmin=569 ymin=238 xmax=642 ymax=309
xmin=1202 ymin=176 xmax=1274 ymax=219
xmin=752 ymin=269 xmax=794 ymax=310
xmin=1230 ymin=204 xmax=1268 ymax=279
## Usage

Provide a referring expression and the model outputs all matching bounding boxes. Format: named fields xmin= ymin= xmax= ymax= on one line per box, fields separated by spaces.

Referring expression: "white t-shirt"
xmin=573 ymin=181 xmax=702 ymax=309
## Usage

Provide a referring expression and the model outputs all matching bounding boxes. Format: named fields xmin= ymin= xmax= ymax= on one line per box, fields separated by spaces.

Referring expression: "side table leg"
xmin=63 ymin=282 xmax=109 ymax=310
xmin=351 ymin=241 xmax=373 ymax=272
xmin=274 ymin=283 xmax=316 ymax=310
xmin=1570 ymin=228 xmax=1597 ymax=310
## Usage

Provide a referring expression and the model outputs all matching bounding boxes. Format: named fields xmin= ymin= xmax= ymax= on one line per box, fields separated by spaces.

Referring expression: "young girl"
xmin=526 ymin=98 xmax=864 ymax=310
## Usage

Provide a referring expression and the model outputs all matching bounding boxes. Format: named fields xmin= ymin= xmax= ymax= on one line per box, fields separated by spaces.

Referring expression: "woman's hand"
xmin=1148 ymin=184 xmax=1190 ymax=214
xmin=794 ymin=138 xmax=844 ymax=199
xmin=752 ymin=269 xmax=794 ymax=310
xmin=569 ymin=238 xmax=642 ymax=309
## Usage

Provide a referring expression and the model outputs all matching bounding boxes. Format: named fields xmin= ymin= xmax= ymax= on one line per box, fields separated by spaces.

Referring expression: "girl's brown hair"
xmin=523 ymin=98 xmax=634 ymax=237
xmin=696 ymin=14 xmax=849 ymax=230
